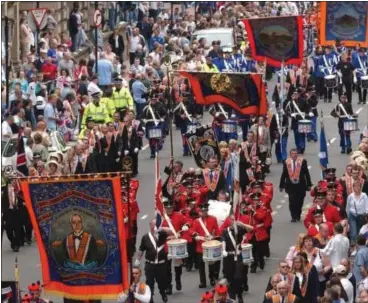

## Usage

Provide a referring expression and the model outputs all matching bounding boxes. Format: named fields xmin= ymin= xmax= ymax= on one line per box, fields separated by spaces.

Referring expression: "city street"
xmin=2 ymin=77 xmax=367 ymax=302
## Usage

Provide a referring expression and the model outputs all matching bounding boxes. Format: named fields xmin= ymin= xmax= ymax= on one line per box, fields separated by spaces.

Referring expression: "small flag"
xmin=154 ymin=153 xmax=164 ymax=229
xmin=319 ymin=122 xmax=329 ymax=169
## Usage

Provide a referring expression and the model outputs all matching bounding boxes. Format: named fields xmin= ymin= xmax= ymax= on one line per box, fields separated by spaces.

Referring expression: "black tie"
xmin=73 ymin=235 xmax=82 ymax=240
xmin=281 ymin=297 xmax=285 ymax=303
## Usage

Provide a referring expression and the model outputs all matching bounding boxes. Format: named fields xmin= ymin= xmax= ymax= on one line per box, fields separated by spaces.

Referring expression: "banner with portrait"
xmin=20 ymin=177 xmax=128 ymax=300
xmin=185 ymin=124 xmax=220 ymax=168
xmin=179 ymin=72 xmax=267 ymax=116
xmin=243 ymin=16 xmax=304 ymax=67
xmin=319 ymin=2 xmax=368 ymax=47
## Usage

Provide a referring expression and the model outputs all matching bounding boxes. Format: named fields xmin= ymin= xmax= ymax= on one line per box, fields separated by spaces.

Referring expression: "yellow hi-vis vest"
xmin=112 ymin=87 xmax=134 ymax=110
xmin=82 ymin=102 xmax=110 ymax=127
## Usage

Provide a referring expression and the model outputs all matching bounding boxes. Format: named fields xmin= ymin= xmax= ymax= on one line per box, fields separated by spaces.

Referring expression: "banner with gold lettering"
xmin=20 ymin=177 xmax=128 ymax=300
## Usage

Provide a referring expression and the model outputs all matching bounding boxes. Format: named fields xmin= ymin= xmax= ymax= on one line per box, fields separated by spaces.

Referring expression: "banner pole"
xmin=15 ymin=256 xmax=20 ymax=303
xmin=280 ymin=60 xmax=285 ymax=154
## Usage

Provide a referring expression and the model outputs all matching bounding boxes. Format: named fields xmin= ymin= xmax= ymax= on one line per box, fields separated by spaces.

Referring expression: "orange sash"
xmin=66 ymin=232 xmax=91 ymax=264
xmin=203 ymin=168 xmax=220 ymax=192
xmin=286 ymin=157 xmax=303 ymax=183
xmin=241 ymin=142 xmax=257 ymax=161
xmin=272 ymin=294 xmax=296 ymax=303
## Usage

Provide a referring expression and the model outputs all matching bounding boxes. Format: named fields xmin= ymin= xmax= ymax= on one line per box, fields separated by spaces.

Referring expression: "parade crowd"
xmin=2 ymin=1 xmax=368 ymax=303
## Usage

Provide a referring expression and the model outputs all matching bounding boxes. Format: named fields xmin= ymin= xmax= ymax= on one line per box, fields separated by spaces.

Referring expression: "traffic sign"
xmin=29 ymin=8 xmax=47 ymax=28
xmin=94 ymin=9 xmax=102 ymax=27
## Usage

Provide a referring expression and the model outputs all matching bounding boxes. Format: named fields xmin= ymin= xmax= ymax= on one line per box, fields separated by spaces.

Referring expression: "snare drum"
xmin=324 ymin=75 xmax=337 ymax=88
xmin=241 ymin=244 xmax=254 ymax=264
xmin=147 ymin=125 xmax=163 ymax=139
xmin=202 ymin=240 xmax=222 ymax=262
xmin=167 ymin=239 xmax=188 ymax=259
xmin=361 ymin=76 xmax=368 ymax=89
xmin=343 ymin=117 xmax=358 ymax=131
xmin=187 ymin=122 xmax=198 ymax=133
xmin=298 ymin=120 xmax=312 ymax=134
xmin=222 ymin=120 xmax=237 ymax=134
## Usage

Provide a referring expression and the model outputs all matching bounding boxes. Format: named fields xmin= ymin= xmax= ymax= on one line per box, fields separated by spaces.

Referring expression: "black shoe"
xmin=210 ymin=278 xmax=216 ymax=286
xmin=250 ymin=267 xmax=256 ymax=273
xmin=324 ymin=98 xmax=327 ymax=103
xmin=291 ymin=219 xmax=296 ymax=223
xmin=296 ymin=218 xmax=301 ymax=222
xmin=259 ymin=260 xmax=265 ymax=270
xmin=161 ymin=293 xmax=168 ymax=303
xmin=13 ymin=246 xmax=19 ymax=252
xmin=244 ymin=285 xmax=249 ymax=292
xmin=26 ymin=239 xmax=32 ymax=245
xmin=347 ymin=148 xmax=353 ymax=154
xmin=150 ymin=155 xmax=155 ymax=159
xmin=358 ymin=101 xmax=363 ymax=104
xmin=165 ymin=288 xmax=172 ymax=295
xmin=265 ymin=251 xmax=270 ymax=258
xmin=300 ymin=148 xmax=305 ymax=154
xmin=198 ymin=284 xmax=207 ymax=288
xmin=176 ymin=281 xmax=182 ymax=291
xmin=328 ymin=99 xmax=332 ymax=103
xmin=238 ymin=295 xmax=244 ymax=303
xmin=186 ymin=264 xmax=192 ymax=272
xmin=341 ymin=149 xmax=346 ymax=154
xmin=183 ymin=151 xmax=189 ymax=157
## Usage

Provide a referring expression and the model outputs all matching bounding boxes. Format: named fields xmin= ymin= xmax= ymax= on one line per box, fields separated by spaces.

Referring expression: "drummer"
xmin=142 ymin=96 xmax=167 ymax=159
xmin=220 ymin=214 xmax=254 ymax=303
xmin=192 ymin=202 xmax=220 ymax=288
xmin=330 ymin=93 xmax=356 ymax=155
xmin=221 ymin=114 xmax=238 ymax=143
xmin=352 ymin=47 xmax=367 ymax=104
xmin=337 ymin=51 xmax=356 ymax=104
xmin=320 ymin=45 xmax=339 ymax=103
xmin=161 ymin=198 xmax=189 ymax=295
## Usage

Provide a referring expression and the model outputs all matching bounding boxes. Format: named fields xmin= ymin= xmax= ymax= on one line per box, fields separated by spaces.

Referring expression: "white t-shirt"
xmin=25 ymin=146 xmax=33 ymax=167
xmin=1 ymin=121 xmax=12 ymax=141
xmin=341 ymin=278 xmax=354 ymax=303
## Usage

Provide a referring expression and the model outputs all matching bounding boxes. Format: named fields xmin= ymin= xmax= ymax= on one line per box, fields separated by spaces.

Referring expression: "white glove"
xmin=215 ymin=112 xmax=220 ymax=117
xmin=195 ymin=236 xmax=204 ymax=241
xmin=118 ymin=151 xmax=121 ymax=156
xmin=115 ymin=158 xmax=120 ymax=163
xmin=124 ymin=217 xmax=128 ymax=223
xmin=124 ymin=150 xmax=129 ymax=156
xmin=181 ymin=225 xmax=189 ymax=232
xmin=222 ymin=250 xmax=228 ymax=257
xmin=134 ymin=259 xmax=140 ymax=266
xmin=354 ymin=76 xmax=357 ymax=84
xmin=134 ymin=148 xmax=139 ymax=153
xmin=309 ymin=112 xmax=314 ymax=117
xmin=291 ymin=113 xmax=297 ymax=118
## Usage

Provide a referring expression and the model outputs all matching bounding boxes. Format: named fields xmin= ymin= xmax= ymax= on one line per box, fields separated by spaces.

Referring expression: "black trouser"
xmin=288 ymin=190 xmax=306 ymax=220
xmin=315 ymin=77 xmax=325 ymax=98
xmin=131 ymin=152 xmax=138 ymax=175
xmin=4 ymin=209 xmax=22 ymax=249
xmin=197 ymin=254 xmax=220 ymax=285
xmin=339 ymin=81 xmax=353 ymax=103
xmin=145 ymin=262 xmax=168 ymax=298
xmin=357 ymin=83 xmax=367 ymax=103
xmin=250 ymin=237 xmax=267 ymax=270
xmin=129 ymin=52 xmax=136 ymax=65
xmin=19 ymin=205 xmax=32 ymax=243
xmin=223 ymin=256 xmax=248 ymax=299
xmin=166 ymin=259 xmax=182 ymax=290
xmin=186 ymin=242 xmax=197 ymax=269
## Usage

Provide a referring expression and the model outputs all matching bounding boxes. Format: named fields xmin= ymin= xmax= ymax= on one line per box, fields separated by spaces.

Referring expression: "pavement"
xmin=2 ymin=75 xmax=367 ymax=303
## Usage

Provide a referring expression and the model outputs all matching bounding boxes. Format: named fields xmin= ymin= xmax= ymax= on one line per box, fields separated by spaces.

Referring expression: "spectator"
xmin=45 ymin=9 xmax=57 ymax=33
xmin=47 ymin=38 xmax=58 ymax=63
xmin=68 ymin=3 xmax=81 ymax=52
xmin=333 ymin=265 xmax=354 ymax=303
xmin=12 ymin=71 xmax=28 ymax=94
xmin=131 ymin=57 xmax=145 ymax=74
xmin=43 ymin=94 xmax=60 ymax=131
xmin=1 ymin=115 xmax=14 ymax=147
xmin=104 ymin=45 xmax=116 ymax=62
xmin=138 ymin=16 xmax=153 ymax=41
xmin=149 ymin=27 xmax=164 ymax=52
xmin=20 ymin=18 xmax=33 ymax=60
xmin=108 ymin=28 xmax=125 ymax=63
xmin=58 ymin=52 xmax=75 ymax=81
xmin=75 ymin=58 xmax=88 ymax=81
xmin=32 ymin=132 xmax=49 ymax=162
xmin=129 ymin=28 xmax=144 ymax=64
xmin=41 ymin=56 xmax=58 ymax=84
xmin=132 ymin=73 xmax=147 ymax=119
xmin=134 ymin=44 xmax=145 ymax=66
xmin=56 ymin=68 xmax=69 ymax=90
xmin=93 ymin=52 xmax=113 ymax=90
xmin=353 ymin=235 xmax=368 ymax=284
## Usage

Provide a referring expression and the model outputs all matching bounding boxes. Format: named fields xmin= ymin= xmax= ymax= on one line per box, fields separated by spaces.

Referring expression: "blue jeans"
xmin=307 ymin=116 xmax=318 ymax=141
xmin=348 ymin=213 xmax=364 ymax=245
xmin=275 ymin=135 xmax=288 ymax=162
xmin=339 ymin=129 xmax=351 ymax=150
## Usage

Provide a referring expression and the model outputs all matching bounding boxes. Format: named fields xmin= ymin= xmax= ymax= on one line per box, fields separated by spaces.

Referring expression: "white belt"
xmin=256 ymin=224 xmax=264 ymax=228
xmin=146 ymin=260 xmax=166 ymax=264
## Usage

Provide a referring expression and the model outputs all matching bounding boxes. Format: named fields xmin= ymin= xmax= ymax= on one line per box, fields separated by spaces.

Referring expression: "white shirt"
xmin=321 ymin=234 xmax=350 ymax=267
xmin=346 ymin=192 xmax=368 ymax=216
xmin=27 ymin=82 xmax=38 ymax=106
xmin=117 ymin=282 xmax=151 ymax=303
xmin=1 ymin=121 xmax=12 ymax=141
xmin=129 ymin=35 xmax=141 ymax=53
xmin=341 ymin=278 xmax=354 ymax=303
xmin=25 ymin=146 xmax=33 ymax=167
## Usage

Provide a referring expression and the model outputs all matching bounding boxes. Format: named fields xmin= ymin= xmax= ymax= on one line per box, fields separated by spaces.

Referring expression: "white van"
xmin=191 ymin=28 xmax=236 ymax=53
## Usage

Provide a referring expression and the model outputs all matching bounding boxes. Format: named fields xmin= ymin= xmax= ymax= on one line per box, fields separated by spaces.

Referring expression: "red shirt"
xmin=41 ymin=63 xmax=57 ymax=81
xmin=304 ymin=204 xmax=342 ymax=229
xmin=192 ymin=215 xmax=219 ymax=253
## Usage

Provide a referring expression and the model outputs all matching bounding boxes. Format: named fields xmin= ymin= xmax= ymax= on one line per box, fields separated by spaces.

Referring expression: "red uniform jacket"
xmin=304 ymin=204 xmax=342 ymax=229
xmin=307 ymin=221 xmax=334 ymax=237
xmin=238 ymin=209 xmax=269 ymax=242
xmin=192 ymin=215 xmax=219 ymax=254
xmin=263 ymin=182 xmax=274 ymax=199
xmin=162 ymin=211 xmax=188 ymax=251
xmin=192 ymin=185 xmax=209 ymax=206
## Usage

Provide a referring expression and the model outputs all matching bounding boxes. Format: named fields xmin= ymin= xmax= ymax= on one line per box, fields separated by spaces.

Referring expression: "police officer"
xmin=331 ymin=93 xmax=356 ymax=154
xmin=81 ymin=87 xmax=110 ymax=127
xmin=112 ymin=76 xmax=134 ymax=120
xmin=134 ymin=219 xmax=173 ymax=303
